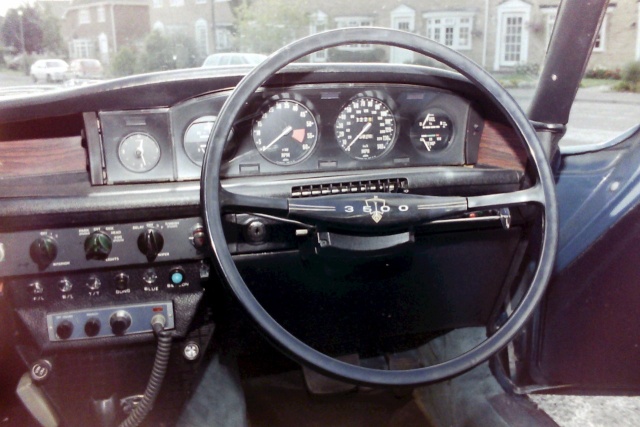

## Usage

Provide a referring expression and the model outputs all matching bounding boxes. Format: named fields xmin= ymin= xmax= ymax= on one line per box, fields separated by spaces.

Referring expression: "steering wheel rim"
xmin=202 ymin=27 xmax=558 ymax=386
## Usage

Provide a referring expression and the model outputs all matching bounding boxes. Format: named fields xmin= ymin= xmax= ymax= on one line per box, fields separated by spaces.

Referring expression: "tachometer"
xmin=335 ymin=97 xmax=396 ymax=160
xmin=252 ymin=99 xmax=318 ymax=165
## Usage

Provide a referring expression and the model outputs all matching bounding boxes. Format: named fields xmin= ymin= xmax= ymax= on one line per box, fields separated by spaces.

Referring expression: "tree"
xmin=142 ymin=31 xmax=175 ymax=72
xmin=40 ymin=6 xmax=64 ymax=54
xmin=0 ymin=7 xmax=44 ymax=54
xmin=112 ymin=47 xmax=138 ymax=77
xmin=234 ymin=0 xmax=309 ymax=54
xmin=142 ymin=31 xmax=199 ymax=73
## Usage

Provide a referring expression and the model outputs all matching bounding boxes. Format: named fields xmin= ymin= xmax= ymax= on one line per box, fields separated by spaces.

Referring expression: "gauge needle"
xmin=136 ymin=140 xmax=146 ymax=166
xmin=261 ymin=125 xmax=293 ymax=151
xmin=346 ymin=122 xmax=372 ymax=150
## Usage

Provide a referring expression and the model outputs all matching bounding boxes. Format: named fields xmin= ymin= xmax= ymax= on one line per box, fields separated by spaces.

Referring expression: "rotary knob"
xmin=56 ymin=320 xmax=74 ymax=340
xmin=137 ymin=228 xmax=164 ymax=262
xmin=109 ymin=310 xmax=132 ymax=336
xmin=84 ymin=318 xmax=101 ymax=337
xmin=29 ymin=236 xmax=58 ymax=268
xmin=84 ymin=231 xmax=112 ymax=261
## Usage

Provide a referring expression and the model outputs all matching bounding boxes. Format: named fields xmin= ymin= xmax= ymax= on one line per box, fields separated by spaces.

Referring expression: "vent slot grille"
xmin=291 ymin=178 xmax=408 ymax=198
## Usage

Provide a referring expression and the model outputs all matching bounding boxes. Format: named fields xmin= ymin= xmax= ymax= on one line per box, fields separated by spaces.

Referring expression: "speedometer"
xmin=335 ymin=97 xmax=396 ymax=160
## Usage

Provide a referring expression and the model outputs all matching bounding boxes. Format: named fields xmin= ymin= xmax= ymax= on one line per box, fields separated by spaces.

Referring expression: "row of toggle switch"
xmin=28 ymin=267 xmax=187 ymax=296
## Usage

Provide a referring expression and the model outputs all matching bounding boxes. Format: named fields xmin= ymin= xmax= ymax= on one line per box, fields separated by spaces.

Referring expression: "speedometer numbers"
xmin=253 ymin=99 xmax=318 ymax=165
xmin=335 ymin=97 xmax=396 ymax=160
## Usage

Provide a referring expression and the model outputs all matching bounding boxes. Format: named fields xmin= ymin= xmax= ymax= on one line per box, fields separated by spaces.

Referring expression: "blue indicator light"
xmin=171 ymin=272 xmax=183 ymax=285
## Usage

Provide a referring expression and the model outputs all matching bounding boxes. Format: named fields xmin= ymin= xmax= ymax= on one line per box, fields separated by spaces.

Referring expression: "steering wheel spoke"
xmin=468 ymin=185 xmax=546 ymax=210
xmin=220 ymin=187 xmax=289 ymax=217
xmin=223 ymin=185 xmax=543 ymax=231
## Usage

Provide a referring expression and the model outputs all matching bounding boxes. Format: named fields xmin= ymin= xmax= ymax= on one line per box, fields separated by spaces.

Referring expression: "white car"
xmin=29 ymin=59 xmax=69 ymax=83
xmin=202 ymin=52 xmax=267 ymax=67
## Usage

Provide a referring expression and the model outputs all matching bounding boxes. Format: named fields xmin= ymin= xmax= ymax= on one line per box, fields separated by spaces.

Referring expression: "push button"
xmin=170 ymin=268 xmax=185 ymax=285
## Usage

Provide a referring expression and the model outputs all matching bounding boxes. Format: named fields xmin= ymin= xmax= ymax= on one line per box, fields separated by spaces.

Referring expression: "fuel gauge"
xmin=411 ymin=111 xmax=453 ymax=153
xmin=184 ymin=115 xmax=217 ymax=165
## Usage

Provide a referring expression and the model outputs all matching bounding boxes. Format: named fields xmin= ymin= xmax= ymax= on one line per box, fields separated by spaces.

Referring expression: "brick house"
xmin=61 ymin=0 xmax=150 ymax=64
xmin=304 ymin=0 xmax=640 ymax=72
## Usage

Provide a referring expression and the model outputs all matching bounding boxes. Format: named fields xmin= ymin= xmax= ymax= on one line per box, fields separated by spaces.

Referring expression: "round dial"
xmin=335 ymin=97 xmax=396 ymax=160
xmin=184 ymin=116 xmax=216 ymax=165
xmin=118 ymin=133 xmax=161 ymax=172
xmin=411 ymin=111 xmax=453 ymax=152
xmin=253 ymin=100 xmax=318 ymax=165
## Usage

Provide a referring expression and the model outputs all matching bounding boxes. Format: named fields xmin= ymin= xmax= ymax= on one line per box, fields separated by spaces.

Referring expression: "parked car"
xmin=6 ymin=54 xmax=25 ymax=71
xmin=29 ymin=59 xmax=69 ymax=83
xmin=202 ymin=52 xmax=267 ymax=67
xmin=1 ymin=1 xmax=639 ymax=426
xmin=65 ymin=59 xmax=104 ymax=80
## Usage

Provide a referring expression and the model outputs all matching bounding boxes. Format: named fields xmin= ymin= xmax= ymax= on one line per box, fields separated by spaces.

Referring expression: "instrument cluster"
xmin=96 ymin=83 xmax=484 ymax=184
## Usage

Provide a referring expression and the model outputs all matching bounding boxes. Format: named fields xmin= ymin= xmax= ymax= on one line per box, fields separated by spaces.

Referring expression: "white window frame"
xmin=541 ymin=7 xmax=556 ymax=49
xmin=170 ymin=0 xmax=184 ymax=7
xmin=309 ymin=11 xmax=328 ymax=61
xmin=78 ymin=9 xmax=90 ymax=25
xmin=494 ymin=0 xmax=531 ymax=70
xmin=593 ymin=12 xmax=609 ymax=52
xmin=543 ymin=5 xmax=613 ymax=54
xmin=69 ymin=39 xmax=93 ymax=59
xmin=392 ymin=5 xmax=415 ymax=32
xmin=153 ymin=0 xmax=163 ymax=8
xmin=97 ymin=6 xmax=105 ymax=23
xmin=334 ymin=16 xmax=373 ymax=51
xmin=215 ymin=27 xmax=232 ymax=51
xmin=390 ymin=5 xmax=415 ymax=64
xmin=423 ymin=11 xmax=473 ymax=51
xmin=195 ymin=19 xmax=209 ymax=58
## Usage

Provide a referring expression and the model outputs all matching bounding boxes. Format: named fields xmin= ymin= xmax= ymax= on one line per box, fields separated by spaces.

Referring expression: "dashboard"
xmin=0 ymin=63 xmax=530 ymax=426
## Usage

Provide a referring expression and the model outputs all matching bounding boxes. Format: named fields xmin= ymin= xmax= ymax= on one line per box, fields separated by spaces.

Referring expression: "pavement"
xmin=0 ymin=69 xmax=33 ymax=87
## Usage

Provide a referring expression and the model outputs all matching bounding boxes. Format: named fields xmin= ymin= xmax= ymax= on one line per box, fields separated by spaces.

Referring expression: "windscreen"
xmin=1 ymin=0 xmax=639 ymax=146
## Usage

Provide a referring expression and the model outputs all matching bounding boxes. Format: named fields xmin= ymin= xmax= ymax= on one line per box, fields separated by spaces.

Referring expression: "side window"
xmin=219 ymin=56 xmax=231 ymax=66
xmin=230 ymin=56 xmax=244 ymax=65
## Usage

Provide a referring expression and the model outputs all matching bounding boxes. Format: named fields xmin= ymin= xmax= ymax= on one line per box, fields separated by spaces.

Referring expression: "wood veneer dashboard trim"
xmin=477 ymin=121 xmax=528 ymax=172
xmin=0 ymin=136 xmax=86 ymax=178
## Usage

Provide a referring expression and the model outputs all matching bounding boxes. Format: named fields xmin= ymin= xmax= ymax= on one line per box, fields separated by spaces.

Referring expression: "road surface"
xmin=508 ymin=86 xmax=640 ymax=147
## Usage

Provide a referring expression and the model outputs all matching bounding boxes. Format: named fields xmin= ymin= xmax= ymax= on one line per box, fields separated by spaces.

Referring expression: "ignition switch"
xmin=244 ymin=220 xmax=267 ymax=244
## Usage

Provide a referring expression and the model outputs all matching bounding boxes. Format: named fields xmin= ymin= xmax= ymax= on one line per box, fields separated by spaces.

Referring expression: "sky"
xmin=0 ymin=0 xmax=34 ymax=17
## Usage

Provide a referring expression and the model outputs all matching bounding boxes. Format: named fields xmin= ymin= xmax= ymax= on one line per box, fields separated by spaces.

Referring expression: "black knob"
xmin=84 ymin=318 xmax=101 ymax=337
xmin=84 ymin=231 xmax=113 ymax=261
xmin=191 ymin=226 xmax=206 ymax=250
xmin=137 ymin=228 xmax=164 ymax=262
xmin=56 ymin=320 xmax=74 ymax=340
xmin=109 ymin=311 xmax=132 ymax=336
xmin=114 ymin=272 xmax=129 ymax=291
xmin=30 ymin=236 xmax=58 ymax=268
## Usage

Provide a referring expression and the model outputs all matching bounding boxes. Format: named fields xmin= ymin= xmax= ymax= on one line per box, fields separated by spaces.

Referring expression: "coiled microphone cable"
xmin=119 ymin=314 xmax=172 ymax=427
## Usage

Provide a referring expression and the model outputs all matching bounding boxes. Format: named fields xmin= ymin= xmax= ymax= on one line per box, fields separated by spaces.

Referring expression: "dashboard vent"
xmin=291 ymin=178 xmax=408 ymax=198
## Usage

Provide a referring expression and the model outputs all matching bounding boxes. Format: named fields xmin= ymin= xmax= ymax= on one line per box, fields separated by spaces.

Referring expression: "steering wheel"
xmin=202 ymin=28 xmax=558 ymax=386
